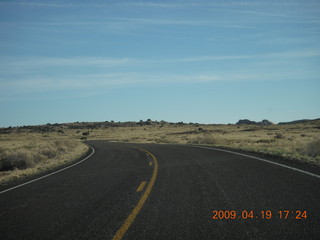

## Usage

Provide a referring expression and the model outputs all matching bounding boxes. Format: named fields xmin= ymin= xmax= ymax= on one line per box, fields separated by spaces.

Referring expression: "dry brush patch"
xmin=84 ymin=121 xmax=320 ymax=166
xmin=1 ymin=120 xmax=319 ymax=184
xmin=0 ymin=132 xmax=88 ymax=184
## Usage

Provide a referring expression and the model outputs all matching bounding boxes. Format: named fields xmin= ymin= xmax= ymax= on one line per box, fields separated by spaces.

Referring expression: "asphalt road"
xmin=1 ymin=140 xmax=319 ymax=240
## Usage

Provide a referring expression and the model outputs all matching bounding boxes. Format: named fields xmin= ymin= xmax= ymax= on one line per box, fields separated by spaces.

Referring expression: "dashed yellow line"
xmin=136 ymin=181 xmax=147 ymax=192
xmin=149 ymin=162 xmax=153 ymax=166
xmin=112 ymin=148 xmax=158 ymax=240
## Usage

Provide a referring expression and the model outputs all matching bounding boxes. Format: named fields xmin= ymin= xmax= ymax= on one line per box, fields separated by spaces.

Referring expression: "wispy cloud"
xmin=1 ymin=49 xmax=319 ymax=97
xmin=255 ymin=37 xmax=312 ymax=45
xmin=0 ymin=2 xmax=72 ymax=7
xmin=0 ymin=57 xmax=140 ymax=70
xmin=0 ymin=73 xmax=225 ymax=95
xmin=110 ymin=17 xmax=209 ymax=26
xmin=114 ymin=1 xmax=320 ymax=8
xmin=6 ymin=17 xmax=256 ymax=29
xmin=2 ymin=1 xmax=319 ymax=10
xmin=174 ymin=50 xmax=320 ymax=62
xmin=1 ymin=50 xmax=319 ymax=72
xmin=175 ymin=55 xmax=251 ymax=62
xmin=29 ymin=56 xmax=136 ymax=66
xmin=101 ymin=17 xmax=260 ymax=29
xmin=0 ymin=73 xmax=144 ymax=93
xmin=266 ymin=49 xmax=320 ymax=58
xmin=164 ymin=50 xmax=320 ymax=64
xmin=0 ymin=66 xmax=313 ymax=96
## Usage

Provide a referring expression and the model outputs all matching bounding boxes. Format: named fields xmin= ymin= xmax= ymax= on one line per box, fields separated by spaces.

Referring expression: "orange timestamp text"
xmin=212 ymin=210 xmax=307 ymax=220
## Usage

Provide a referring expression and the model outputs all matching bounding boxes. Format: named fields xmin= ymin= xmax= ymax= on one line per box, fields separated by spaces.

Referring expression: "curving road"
xmin=0 ymin=140 xmax=319 ymax=239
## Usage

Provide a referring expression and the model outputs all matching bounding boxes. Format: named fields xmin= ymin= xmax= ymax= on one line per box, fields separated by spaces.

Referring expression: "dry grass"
xmin=0 ymin=132 xmax=88 ymax=184
xmin=84 ymin=121 xmax=320 ymax=165
xmin=1 ymin=120 xmax=319 ymax=184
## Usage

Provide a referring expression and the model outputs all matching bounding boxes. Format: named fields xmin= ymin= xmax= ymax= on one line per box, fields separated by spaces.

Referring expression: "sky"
xmin=0 ymin=0 xmax=320 ymax=127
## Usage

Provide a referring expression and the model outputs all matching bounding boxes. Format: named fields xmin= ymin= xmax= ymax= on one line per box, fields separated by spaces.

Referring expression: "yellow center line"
xmin=112 ymin=148 xmax=158 ymax=240
xmin=136 ymin=181 xmax=147 ymax=192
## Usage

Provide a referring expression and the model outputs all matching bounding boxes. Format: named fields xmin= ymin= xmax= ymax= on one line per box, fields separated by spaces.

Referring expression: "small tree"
xmin=58 ymin=129 xmax=64 ymax=134
xmin=82 ymin=131 xmax=90 ymax=136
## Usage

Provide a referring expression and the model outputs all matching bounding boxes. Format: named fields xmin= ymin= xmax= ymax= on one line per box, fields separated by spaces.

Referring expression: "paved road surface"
xmin=1 ymin=140 xmax=319 ymax=239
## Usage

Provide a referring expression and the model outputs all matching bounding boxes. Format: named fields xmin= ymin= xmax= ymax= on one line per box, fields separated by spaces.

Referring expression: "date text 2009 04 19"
xmin=212 ymin=210 xmax=307 ymax=220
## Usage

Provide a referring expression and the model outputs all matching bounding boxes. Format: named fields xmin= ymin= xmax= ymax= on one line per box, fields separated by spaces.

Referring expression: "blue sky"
xmin=0 ymin=0 xmax=320 ymax=127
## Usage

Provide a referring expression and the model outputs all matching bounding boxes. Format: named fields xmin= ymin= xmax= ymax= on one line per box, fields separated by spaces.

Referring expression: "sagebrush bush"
xmin=0 ymin=150 xmax=34 ymax=171
xmin=274 ymin=133 xmax=285 ymax=139
xmin=0 ymin=140 xmax=80 ymax=171
xmin=304 ymin=139 xmax=320 ymax=157
xmin=41 ymin=146 xmax=57 ymax=159
xmin=188 ymin=135 xmax=217 ymax=145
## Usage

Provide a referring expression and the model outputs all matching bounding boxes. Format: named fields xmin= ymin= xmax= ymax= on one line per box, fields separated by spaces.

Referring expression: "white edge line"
xmin=194 ymin=145 xmax=320 ymax=179
xmin=0 ymin=143 xmax=95 ymax=195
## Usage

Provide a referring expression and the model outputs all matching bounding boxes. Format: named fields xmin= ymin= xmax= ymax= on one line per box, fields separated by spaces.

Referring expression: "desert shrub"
xmin=0 ymin=140 xmax=80 ymax=171
xmin=54 ymin=140 xmax=76 ymax=153
xmin=40 ymin=141 xmax=69 ymax=158
xmin=57 ymin=129 xmax=64 ymax=134
xmin=256 ymin=139 xmax=275 ymax=144
xmin=53 ymin=140 xmax=67 ymax=153
xmin=40 ymin=146 xmax=57 ymax=159
xmin=0 ymin=150 xmax=34 ymax=171
xmin=188 ymin=135 xmax=217 ymax=145
xmin=274 ymin=133 xmax=285 ymax=139
xmin=304 ymin=139 xmax=320 ymax=157
xmin=242 ymin=128 xmax=259 ymax=132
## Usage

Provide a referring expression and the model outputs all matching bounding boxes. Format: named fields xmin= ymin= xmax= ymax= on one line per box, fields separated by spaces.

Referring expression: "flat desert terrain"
xmin=1 ymin=119 xmax=319 ymax=184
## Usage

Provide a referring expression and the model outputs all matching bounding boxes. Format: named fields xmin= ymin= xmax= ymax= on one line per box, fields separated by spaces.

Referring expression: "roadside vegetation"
xmin=85 ymin=120 xmax=320 ymax=165
xmin=0 ymin=129 xmax=88 ymax=184
xmin=0 ymin=119 xmax=319 ymax=184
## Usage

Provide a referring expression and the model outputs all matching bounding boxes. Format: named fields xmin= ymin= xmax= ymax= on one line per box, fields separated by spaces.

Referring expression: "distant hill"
xmin=278 ymin=118 xmax=320 ymax=125
xmin=0 ymin=120 xmax=179 ymax=133
xmin=236 ymin=119 xmax=274 ymax=125
xmin=236 ymin=119 xmax=257 ymax=125
xmin=236 ymin=118 xmax=320 ymax=125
